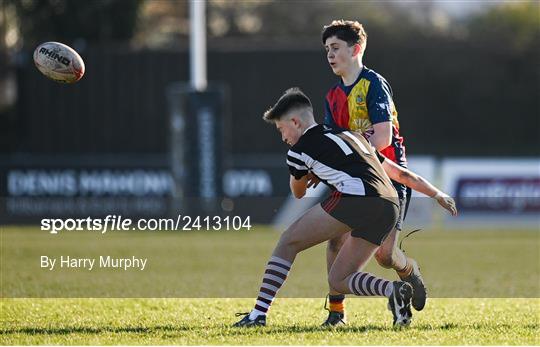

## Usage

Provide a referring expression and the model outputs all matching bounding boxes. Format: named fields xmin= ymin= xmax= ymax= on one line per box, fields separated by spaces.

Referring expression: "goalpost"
xmin=167 ymin=0 xmax=226 ymax=215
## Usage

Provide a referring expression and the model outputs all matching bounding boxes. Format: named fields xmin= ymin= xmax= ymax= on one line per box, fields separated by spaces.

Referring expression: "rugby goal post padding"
xmin=167 ymin=83 xmax=227 ymax=215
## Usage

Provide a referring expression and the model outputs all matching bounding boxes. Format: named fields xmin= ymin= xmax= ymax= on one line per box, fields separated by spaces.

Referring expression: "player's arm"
xmin=287 ymin=149 xmax=310 ymax=198
xmin=290 ymin=174 xmax=309 ymax=199
xmin=369 ymin=121 xmax=392 ymax=150
xmin=381 ymin=158 xmax=458 ymax=216
xmin=366 ymin=78 xmax=394 ymax=150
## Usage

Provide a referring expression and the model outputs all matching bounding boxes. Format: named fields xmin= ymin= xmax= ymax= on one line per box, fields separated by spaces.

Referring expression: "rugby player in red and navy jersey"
xmin=318 ymin=20 xmax=424 ymax=326
xmin=233 ymin=88 xmax=457 ymax=328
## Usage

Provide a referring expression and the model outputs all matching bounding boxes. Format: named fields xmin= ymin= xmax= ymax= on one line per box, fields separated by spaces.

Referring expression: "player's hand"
xmin=306 ymin=172 xmax=320 ymax=189
xmin=435 ymin=192 xmax=457 ymax=216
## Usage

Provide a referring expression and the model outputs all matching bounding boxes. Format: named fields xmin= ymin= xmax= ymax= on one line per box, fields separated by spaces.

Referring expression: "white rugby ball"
xmin=33 ymin=42 xmax=85 ymax=83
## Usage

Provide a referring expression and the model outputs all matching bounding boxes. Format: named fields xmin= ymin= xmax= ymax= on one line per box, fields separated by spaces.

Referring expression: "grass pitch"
xmin=1 ymin=225 xmax=539 ymax=344
xmin=1 ymin=298 xmax=539 ymax=345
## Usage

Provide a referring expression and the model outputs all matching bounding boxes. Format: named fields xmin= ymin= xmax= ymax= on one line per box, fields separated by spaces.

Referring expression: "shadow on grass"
xmin=0 ymin=325 xmax=189 ymax=335
xmin=1 ymin=323 xmax=450 ymax=336
xmin=3 ymin=321 xmax=536 ymax=336
xmin=223 ymin=322 xmax=463 ymax=335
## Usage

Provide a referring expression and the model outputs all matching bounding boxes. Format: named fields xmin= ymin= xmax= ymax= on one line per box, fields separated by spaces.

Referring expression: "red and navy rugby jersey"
xmin=324 ymin=67 xmax=407 ymax=167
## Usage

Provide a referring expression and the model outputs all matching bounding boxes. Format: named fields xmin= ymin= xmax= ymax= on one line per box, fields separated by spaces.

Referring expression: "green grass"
xmin=1 ymin=298 xmax=539 ymax=345
xmin=1 ymin=226 xmax=539 ymax=298
xmin=1 ymin=225 xmax=539 ymax=344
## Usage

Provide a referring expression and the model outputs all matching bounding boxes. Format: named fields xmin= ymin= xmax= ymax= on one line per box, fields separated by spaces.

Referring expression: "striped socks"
xmin=247 ymin=261 xmax=392 ymax=319
xmin=249 ymin=256 xmax=292 ymax=319
xmin=348 ymin=271 xmax=393 ymax=297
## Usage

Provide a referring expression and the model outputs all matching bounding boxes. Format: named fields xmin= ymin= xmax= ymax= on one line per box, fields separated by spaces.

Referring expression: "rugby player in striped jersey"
xmin=233 ymin=88 xmax=456 ymax=328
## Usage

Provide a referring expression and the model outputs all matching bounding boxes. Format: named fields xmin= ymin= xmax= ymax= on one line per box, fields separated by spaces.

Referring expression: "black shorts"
xmin=321 ymin=191 xmax=400 ymax=245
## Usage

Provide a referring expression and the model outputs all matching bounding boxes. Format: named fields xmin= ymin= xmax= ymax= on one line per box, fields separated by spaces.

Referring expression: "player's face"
xmin=324 ymin=36 xmax=356 ymax=76
xmin=275 ymin=118 xmax=301 ymax=146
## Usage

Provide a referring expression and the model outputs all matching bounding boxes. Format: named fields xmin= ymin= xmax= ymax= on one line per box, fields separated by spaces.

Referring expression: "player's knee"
xmin=277 ymin=231 xmax=302 ymax=254
xmin=327 ymin=235 xmax=346 ymax=253
xmin=374 ymin=248 xmax=394 ymax=269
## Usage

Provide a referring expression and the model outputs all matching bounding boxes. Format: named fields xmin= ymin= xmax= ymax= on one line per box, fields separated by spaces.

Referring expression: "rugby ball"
xmin=33 ymin=42 xmax=85 ymax=83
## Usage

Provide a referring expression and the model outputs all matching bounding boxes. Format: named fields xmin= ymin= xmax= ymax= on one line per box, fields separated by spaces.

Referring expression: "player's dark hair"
xmin=263 ymin=87 xmax=313 ymax=122
xmin=321 ymin=19 xmax=367 ymax=47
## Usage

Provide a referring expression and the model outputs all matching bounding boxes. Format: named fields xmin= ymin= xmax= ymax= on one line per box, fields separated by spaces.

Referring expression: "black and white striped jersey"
xmin=286 ymin=124 xmax=398 ymax=198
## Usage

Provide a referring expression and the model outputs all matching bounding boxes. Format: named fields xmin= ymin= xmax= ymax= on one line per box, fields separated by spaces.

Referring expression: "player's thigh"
xmin=328 ymin=236 xmax=379 ymax=283
xmin=377 ymin=194 xmax=407 ymax=254
xmin=279 ymin=204 xmax=351 ymax=252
